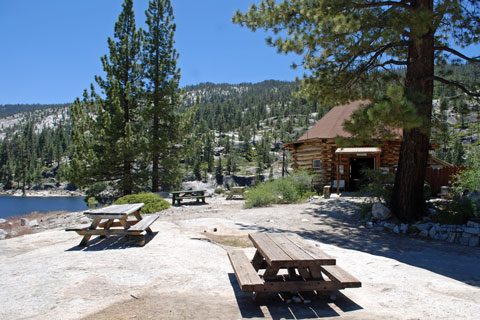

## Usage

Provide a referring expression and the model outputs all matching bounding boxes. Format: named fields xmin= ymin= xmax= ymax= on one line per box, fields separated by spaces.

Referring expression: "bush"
xmin=114 ymin=192 xmax=170 ymax=214
xmin=244 ymin=170 xmax=314 ymax=208
xmin=438 ymin=195 xmax=478 ymax=225
xmin=244 ymin=182 xmax=276 ymax=208
xmin=273 ymin=178 xmax=299 ymax=203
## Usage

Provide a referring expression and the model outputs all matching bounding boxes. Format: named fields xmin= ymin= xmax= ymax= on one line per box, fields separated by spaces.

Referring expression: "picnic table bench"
xmin=226 ymin=186 xmax=246 ymax=200
xmin=171 ymin=189 xmax=206 ymax=205
xmin=228 ymin=232 xmax=361 ymax=300
xmin=66 ymin=203 xmax=159 ymax=247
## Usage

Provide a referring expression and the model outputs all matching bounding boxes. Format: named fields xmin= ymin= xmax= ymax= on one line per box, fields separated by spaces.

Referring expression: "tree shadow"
xmin=297 ymin=199 xmax=480 ymax=286
xmin=233 ymin=198 xmax=480 ymax=286
xmin=228 ymin=274 xmax=362 ymax=319
xmin=65 ymin=231 xmax=158 ymax=251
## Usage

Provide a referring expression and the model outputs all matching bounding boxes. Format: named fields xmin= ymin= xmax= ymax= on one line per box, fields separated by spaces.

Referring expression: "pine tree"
xmin=142 ymin=0 xmax=181 ymax=192
xmin=70 ymin=0 xmax=144 ymax=196
xmin=234 ymin=1 xmax=480 ymax=222
xmin=215 ymin=156 xmax=224 ymax=185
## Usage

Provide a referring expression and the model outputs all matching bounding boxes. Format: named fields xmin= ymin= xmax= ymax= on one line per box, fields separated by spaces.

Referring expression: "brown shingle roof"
xmin=297 ymin=100 xmax=370 ymax=141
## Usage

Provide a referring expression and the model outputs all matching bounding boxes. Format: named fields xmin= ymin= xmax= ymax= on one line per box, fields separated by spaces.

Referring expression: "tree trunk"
xmin=152 ymin=112 xmax=159 ymax=192
xmin=390 ymin=0 xmax=434 ymax=222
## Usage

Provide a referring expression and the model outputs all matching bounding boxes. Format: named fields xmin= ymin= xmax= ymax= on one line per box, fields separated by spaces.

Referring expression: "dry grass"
xmin=203 ymin=233 xmax=254 ymax=248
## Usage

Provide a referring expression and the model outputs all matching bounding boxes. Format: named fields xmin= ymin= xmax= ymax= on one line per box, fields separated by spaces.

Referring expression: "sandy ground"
xmin=1 ymin=194 xmax=480 ymax=320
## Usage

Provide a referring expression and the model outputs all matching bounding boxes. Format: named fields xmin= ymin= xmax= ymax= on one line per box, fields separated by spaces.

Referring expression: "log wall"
xmin=288 ymin=139 xmax=402 ymax=189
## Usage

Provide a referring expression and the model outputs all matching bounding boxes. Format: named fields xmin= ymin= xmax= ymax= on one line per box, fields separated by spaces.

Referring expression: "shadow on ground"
xmin=228 ymin=274 xmax=362 ymax=319
xmin=65 ymin=232 xmax=158 ymax=251
xmin=236 ymin=197 xmax=480 ymax=286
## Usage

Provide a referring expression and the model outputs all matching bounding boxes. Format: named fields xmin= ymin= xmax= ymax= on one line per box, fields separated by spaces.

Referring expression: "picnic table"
xmin=226 ymin=186 xmax=246 ymax=200
xmin=228 ymin=232 xmax=361 ymax=300
xmin=171 ymin=189 xmax=206 ymax=205
xmin=66 ymin=203 xmax=159 ymax=247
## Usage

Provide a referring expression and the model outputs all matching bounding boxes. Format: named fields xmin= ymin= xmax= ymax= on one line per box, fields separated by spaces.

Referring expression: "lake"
xmin=0 ymin=196 xmax=88 ymax=219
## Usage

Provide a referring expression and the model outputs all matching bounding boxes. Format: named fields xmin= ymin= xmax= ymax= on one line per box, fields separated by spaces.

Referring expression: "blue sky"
xmin=1 ymin=1 xmax=478 ymax=105
xmin=0 ymin=0 xmax=302 ymax=104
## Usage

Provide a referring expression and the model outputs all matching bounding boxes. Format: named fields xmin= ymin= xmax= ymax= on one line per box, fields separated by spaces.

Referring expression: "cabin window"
xmin=312 ymin=159 xmax=322 ymax=168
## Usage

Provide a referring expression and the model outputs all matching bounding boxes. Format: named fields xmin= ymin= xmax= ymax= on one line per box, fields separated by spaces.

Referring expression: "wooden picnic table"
xmin=171 ymin=189 xmax=206 ymax=205
xmin=66 ymin=203 xmax=160 ymax=247
xmin=226 ymin=186 xmax=246 ymax=200
xmin=228 ymin=232 xmax=361 ymax=300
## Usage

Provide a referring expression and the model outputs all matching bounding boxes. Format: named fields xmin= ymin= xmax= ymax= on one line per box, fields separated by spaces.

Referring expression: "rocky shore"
xmin=0 ymin=210 xmax=88 ymax=240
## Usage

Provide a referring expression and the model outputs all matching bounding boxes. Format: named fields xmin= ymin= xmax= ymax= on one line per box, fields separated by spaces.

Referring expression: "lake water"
xmin=0 ymin=196 xmax=88 ymax=219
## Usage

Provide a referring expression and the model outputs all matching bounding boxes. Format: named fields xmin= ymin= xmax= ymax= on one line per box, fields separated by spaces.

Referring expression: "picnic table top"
xmin=84 ymin=203 xmax=145 ymax=217
xmin=171 ymin=189 xmax=206 ymax=194
xmin=249 ymin=232 xmax=336 ymax=267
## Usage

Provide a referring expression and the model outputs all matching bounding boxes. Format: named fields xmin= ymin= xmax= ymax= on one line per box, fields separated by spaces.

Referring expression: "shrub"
xmin=438 ymin=195 xmax=478 ymax=225
xmin=273 ymin=178 xmax=299 ymax=203
xmin=452 ymin=166 xmax=480 ymax=195
xmin=244 ymin=182 xmax=276 ymax=208
xmin=289 ymin=170 xmax=313 ymax=196
xmin=114 ymin=192 xmax=170 ymax=214
xmin=244 ymin=170 xmax=314 ymax=208
xmin=215 ymin=188 xmax=225 ymax=194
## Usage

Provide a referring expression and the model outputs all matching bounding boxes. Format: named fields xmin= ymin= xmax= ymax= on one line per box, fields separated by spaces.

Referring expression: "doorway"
xmin=350 ymin=157 xmax=375 ymax=191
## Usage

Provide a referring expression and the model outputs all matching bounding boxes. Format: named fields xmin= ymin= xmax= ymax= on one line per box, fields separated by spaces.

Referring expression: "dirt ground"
xmin=1 ymin=194 xmax=480 ymax=320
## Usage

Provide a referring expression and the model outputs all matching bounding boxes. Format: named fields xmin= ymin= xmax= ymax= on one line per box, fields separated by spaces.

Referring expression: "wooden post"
xmin=336 ymin=153 xmax=340 ymax=194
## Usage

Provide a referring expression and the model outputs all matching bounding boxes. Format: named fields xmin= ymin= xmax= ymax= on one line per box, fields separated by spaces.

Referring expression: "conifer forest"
xmin=0 ymin=0 xmax=479 ymax=221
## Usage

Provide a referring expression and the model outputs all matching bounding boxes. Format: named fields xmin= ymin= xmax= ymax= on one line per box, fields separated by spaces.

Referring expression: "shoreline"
xmin=0 ymin=189 xmax=85 ymax=197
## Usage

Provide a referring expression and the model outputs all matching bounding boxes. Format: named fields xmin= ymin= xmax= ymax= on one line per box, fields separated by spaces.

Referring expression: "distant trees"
xmin=0 ymin=117 xmax=71 ymax=191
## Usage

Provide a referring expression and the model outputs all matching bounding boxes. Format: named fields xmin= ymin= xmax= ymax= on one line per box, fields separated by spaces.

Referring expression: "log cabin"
xmin=284 ymin=100 xmax=449 ymax=192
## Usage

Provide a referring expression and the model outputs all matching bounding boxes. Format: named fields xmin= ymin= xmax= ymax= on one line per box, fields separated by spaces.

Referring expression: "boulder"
xmin=0 ymin=229 xmax=7 ymax=240
xmin=372 ymin=202 xmax=392 ymax=221
xmin=419 ymin=230 xmax=429 ymax=238
xmin=20 ymin=218 xmax=28 ymax=226
xmin=429 ymin=225 xmax=437 ymax=238
xmin=469 ymin=236 xmax=479 ymax=247
xmin=416 ymin=223 xmax=433 ymax=232
xmin=393 ymin=225 xmax=400 ymax=234
xmin=467 ymin=221 xmax=480 ymax=228
xmin=400 ymin=224 xmax=409 ymax=234
xmin=29 ymin=219 xmax=39 ymax=228
xmin=447 ymin=233 xmax=456 ymax=243
xmin=464 ymin=227 xmax=480 ymax=235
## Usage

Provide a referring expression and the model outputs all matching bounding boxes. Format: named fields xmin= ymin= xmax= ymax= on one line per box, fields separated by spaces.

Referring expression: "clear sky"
xmin=0 ymin=0 xmax=303 ymax=104
xmin=1 ymin=1 xmax=478 ymax=105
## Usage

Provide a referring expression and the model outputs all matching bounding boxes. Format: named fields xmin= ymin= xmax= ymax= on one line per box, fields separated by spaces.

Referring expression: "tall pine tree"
xmin=70 ymin=0 xmax=144 ymax=196
xmin=142 ymin=0 xmax=182 ymax=192
xmin=234 ymin=0 xmax=480 ymax=222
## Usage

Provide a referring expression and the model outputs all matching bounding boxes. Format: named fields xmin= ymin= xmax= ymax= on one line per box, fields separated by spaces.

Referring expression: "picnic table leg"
xmin=251 ymin=250 xmax=264 ymax=271
xmin=99 ymin=219 xmax=115 ymax=238
xmin=79 ymin=218 xmax=101 ymax=247
xmin=308 ymin=266 xmax=324 ymax=280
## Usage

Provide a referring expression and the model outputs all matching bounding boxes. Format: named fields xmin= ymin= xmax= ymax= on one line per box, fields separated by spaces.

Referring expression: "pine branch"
xmin=434 ymin=46 xmax=480 ymax=62
xmin=354 ymin=1 xmax=411 ymax=10
xmin=358 ymin=41 xmax=410 ymax=74
xmin=374 ymin=59 xmax=408 ymax=68
xmin=432 ymin=76 xmax=480 ymax=97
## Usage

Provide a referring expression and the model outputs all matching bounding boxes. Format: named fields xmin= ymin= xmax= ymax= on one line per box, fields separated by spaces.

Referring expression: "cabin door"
xmin=349 ymin=157 xmax=375 ymax=191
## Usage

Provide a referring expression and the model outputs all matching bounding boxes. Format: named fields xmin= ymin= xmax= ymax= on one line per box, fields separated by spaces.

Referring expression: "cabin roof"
xmin=297 ymin=100 xmax=370 ymax=141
